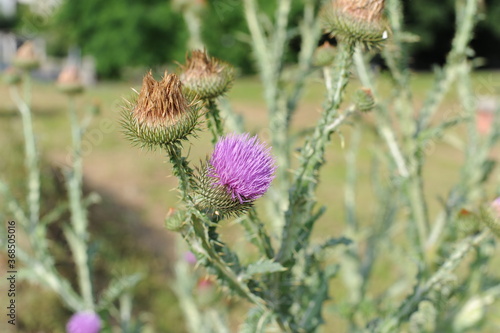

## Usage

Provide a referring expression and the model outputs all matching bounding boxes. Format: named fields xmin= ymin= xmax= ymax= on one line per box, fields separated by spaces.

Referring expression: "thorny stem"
xmin=425 ymin=0 xmax=480 ymax=249
xmin=242 ymin=209 xmax=275 ymax=259
xmin=374 ymin=230 xmax=489 ymax=333
xmin=10 ymin=77 xmax=40 ymax=229
xmin=66 ymin=96 xmax=94 ymax=310
xmin=188 ymin=211 xmax=267 ymax=309
xmin=165 ymin=143 xmax=194 ymax=202
xmin=278 ymin=41 xmax=356 ymax=266
xmin=206 ymin=99 xmax=224 ymax=144
xmin=6 ymin=78 xmax=85 ymax=312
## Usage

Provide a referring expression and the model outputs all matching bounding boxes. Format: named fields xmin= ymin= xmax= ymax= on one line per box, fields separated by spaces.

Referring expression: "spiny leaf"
xmin=97 ymin=273 xmax=143 ymax=311
xmin=245 ymin=258 xmax=286 ymax=278
xmin=239 ymin=307 xmax=273 ymax=333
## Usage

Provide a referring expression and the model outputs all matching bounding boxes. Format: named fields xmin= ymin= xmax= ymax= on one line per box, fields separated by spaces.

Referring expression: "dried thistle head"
xmin=57 ymin=65 xmax=83 ymax=95
xmin=321 ymin=0 xmax=389 ymax=49
xmin=121 ymin=71 xmax=203 ymax=150
xmin=13 ymin=41 xmax=40 ymax=70
xmin=180 ymin=50 xmax=234 ymax=99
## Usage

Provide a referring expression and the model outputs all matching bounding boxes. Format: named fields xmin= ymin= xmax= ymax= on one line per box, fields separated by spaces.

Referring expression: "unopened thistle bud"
xmin=354 ymin=87 xmax=375 ymax=112
xmin=180 ymin=50 xmax=234 ymax=99
xmin=312 ymin=41 xmax=337 ymax=67
xmin=121 ymin=71 xmax=203 ymax=150
xmin=195 ymin=133 xmax=276 ymax=218
xmin=321 ymin=0 xmax=388 ymax=48
xmin=13 ymin=41 xmax=40 ymax=70
xmin=57 ymin=65 xmax=84 ymax=95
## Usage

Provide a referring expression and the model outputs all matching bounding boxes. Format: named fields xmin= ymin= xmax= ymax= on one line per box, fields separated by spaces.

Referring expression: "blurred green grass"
xmin=1 ymin=70 xmax=499 ymax=331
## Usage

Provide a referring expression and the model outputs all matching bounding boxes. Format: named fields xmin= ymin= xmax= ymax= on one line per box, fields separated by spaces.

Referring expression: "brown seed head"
xmin=133 ymin=71 xmax=190 ymax=128
xmin=334 ymin=0 xmax=384 ymax=24
xmin=181 ymin=50 xmax=222 ymax=81
xmin=179 ymin=50 xmax=234 ymax=99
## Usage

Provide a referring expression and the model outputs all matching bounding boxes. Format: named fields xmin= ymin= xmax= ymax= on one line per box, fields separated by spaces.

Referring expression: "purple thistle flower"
xmin=184 ymin=251 xmax=197 ymax=264
xmin=66 ymin=311 xmax=101 ymax=333
xmin=208 ymin=133 xmax=276 ymax=203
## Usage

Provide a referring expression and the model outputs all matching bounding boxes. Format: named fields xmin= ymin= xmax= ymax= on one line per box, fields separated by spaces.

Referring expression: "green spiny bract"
xmin=354 ymin=87 xmax=375 ymax=112
xmin=321 ymin=0 xmax=389 ymax=49
xmin=121 ymin=71 xmax=203 ymax=150
xmin=193 ymin=160 xmax=254 ymax=219
xmin=179 ymin=50 xmax=235 ymax=100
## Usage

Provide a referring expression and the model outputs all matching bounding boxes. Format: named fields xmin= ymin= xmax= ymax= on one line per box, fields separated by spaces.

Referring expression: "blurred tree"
xmin=52 ymin=0 xmax=188 ymax=77
xmin=404 ymin=0 xmax=500 ymax=69
xmin=45 ymin=0 xmax=500 ymax=77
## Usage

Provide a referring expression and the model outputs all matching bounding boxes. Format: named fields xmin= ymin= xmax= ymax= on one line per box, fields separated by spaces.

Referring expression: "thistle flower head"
xmin=57 ymin=65 xmax=84 ymax=95
xmin=121 ymin=71 xmax=203 ymax=150
xmin=14 ymin=41 xmax=39 ymax=70
xmin=321 ymin=0 xmax=389 ymax=49
xmin=195 ymin=133 xmax=276 ymax=217
xmin=180 ymin=50 xmax=234 ymax=99
xmin=66 ymin=311 xmax=101 ymax=333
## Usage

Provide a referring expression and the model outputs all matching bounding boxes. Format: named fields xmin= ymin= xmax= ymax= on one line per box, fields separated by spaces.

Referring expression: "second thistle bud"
xmin=179 ymin=50 xmax=234 ymax=100
xmin=121 ymin=71 xmax=203 ymax=150
xmin=321 ymin=0 xmax=388 ymax=48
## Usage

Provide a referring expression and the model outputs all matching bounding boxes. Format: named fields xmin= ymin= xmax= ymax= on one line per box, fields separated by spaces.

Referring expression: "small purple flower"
xmin=66 ymin=311 xmax=101 ymax=333
xmin=492 ymin=197 xmax=500 ymax=217
xmin=184 ymin=251 xmax=197 ymax=264
xmin=208 ymin=133 xmax=276 ymax=203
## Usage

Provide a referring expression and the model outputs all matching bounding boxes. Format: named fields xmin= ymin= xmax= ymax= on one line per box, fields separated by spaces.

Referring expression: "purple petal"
xmin=66 ymin=311 xmax=101 ymax=333
xmin=208 ymin=133 xmax=276 ymax=203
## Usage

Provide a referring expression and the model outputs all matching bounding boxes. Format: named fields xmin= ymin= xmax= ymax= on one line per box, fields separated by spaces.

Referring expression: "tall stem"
xmin=206 ymin=99 xmax=224 ymax=144
xmin=12 ymin=74 xmax=40 ymax=229
xmin=166 ymin=143 xmax=194 ymax=202
xmin=66 ymin=96 xmax=94 ymax=309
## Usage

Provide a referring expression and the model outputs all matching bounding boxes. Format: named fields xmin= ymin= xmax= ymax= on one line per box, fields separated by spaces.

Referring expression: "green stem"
xmin=206 ymin=99 xmax=224 ymax=144
xmin=278 ymin=41 xmax=356 ymax=266
xmin=165 ymin=144 xmax=194 ymax=202
xmin=188 ymin=211 xmax=266 ymax=309
xmin=417 ymin=0 xmax=479 ymax=131
xmin=374 ymin=230 xmax=489 ymax=333
xmin=10 ymin=78 xmax=40 ymax=229
xmin=241 ymin=209 xmax=275 ymax=259
xmin=66 ymin=96 xmax=94 ymax=310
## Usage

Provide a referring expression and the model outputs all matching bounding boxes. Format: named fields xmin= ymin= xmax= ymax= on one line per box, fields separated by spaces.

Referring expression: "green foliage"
xmin=52 ymin=0 xmax=188 ymax=77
